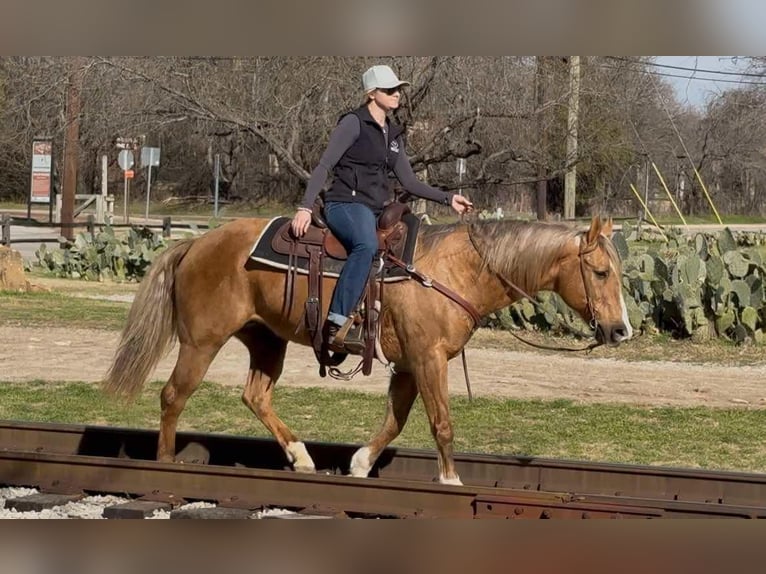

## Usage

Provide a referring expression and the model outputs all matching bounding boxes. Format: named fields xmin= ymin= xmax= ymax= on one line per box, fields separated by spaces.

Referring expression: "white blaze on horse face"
xmin=286 ymin=441 xmax=316 ymax=473
xmin=609 ymin=258 xmax=633 ymax=342
xmin=350 ymin=446 xmax=373 ymax=477
xmin=619 ymin=290 xmax=633 ymax=340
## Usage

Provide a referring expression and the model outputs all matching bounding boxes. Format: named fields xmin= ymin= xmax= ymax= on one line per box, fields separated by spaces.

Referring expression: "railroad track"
xmin=1 ymin=420 xmax=766 ymax=518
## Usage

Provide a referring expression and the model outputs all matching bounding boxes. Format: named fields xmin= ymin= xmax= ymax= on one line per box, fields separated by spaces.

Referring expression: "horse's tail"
xmin=103 ymin=238 xmax=196 ymax=400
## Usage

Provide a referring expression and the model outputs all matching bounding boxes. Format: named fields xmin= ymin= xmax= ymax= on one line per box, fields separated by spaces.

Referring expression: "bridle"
xmin=577 ymin=234 xmax=603 ymax=335
xmin=482 ymin=230 xmax=605 ymax=353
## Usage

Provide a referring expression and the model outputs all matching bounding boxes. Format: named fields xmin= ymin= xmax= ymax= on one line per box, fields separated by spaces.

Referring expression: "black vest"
xmin=324 ymin=106 xmax=405 ymax=213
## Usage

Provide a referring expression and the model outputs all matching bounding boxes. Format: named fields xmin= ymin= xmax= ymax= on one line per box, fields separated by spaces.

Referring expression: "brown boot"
xmin=327 ymin=317 xmax=365 ymax=355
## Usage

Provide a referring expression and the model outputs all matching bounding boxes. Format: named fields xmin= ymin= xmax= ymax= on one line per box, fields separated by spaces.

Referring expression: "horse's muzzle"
xmin=596 ymin=323 xmax=632 ymax=347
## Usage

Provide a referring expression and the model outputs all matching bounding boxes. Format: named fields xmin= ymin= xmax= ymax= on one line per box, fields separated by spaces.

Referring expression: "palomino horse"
xmin=104 ymin=215 xmax=632 ymax=485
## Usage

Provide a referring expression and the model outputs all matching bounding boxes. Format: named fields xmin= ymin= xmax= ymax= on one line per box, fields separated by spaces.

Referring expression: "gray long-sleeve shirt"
xmin=300 ymin=114 xmax=452 ymax=209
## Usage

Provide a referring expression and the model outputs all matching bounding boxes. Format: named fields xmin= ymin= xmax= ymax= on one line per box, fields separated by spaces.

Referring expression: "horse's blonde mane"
xmin=418 ymin=220 xmax=621 ymax=293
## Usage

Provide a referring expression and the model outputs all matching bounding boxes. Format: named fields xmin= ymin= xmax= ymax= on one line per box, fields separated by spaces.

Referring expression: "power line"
xmin=605 ymin=56 xmax=765 ymax=78
xmin=599 ymin=63 xmax=766 ymax=86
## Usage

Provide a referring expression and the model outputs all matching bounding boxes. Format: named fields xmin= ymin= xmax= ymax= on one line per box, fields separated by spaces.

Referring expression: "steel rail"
xmin=2 ymin=420 xmax=766 ymax=518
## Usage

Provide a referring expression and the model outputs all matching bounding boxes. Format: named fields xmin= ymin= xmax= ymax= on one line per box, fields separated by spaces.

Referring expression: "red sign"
xmin=31 ymin=173 xmax=52 ymax=198
xmin=124 ymin=169 xmax=135 ymax=179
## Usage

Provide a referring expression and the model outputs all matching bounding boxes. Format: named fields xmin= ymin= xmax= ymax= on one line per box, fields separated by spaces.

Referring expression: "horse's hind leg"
xmin=158 ymin=342 xmax=220 ymax=462
xmin=350 ymin=371 xmax=418 ymax=477
xmin=237 ymin=323 xmax=316 ymax=473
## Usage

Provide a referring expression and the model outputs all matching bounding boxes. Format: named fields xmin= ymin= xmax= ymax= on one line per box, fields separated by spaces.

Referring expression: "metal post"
xmin=162 ymin=216 xmax=172 ymax=238
xmin=49 ymin=182 xmax=53 ymax=223
xmin=86 ymin=214 xmax=95 ymax=236
xmin=1 ymin=214 xmax=11 ymax=246
xmin=98 ymin=154 xmax=107 ymax=224
xmin=144 ymin=163 xmax=152 ymax=223
xmin=214 ymin=153 xmax=220 ymax=218
xmin=124 ymin=173 xmax=130 ymax=224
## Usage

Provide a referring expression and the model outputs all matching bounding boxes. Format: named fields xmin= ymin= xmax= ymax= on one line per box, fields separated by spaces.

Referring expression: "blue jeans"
xmin=324 ymin=201 xmax=378 ymax=326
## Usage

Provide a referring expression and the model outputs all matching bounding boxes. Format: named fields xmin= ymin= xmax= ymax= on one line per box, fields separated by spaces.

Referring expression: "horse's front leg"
xmin=412 ymin=351 xmax=462 ymax=485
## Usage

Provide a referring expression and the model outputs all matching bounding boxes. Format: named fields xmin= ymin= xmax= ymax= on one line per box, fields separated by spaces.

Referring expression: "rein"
xmin=496 ymin=276 xmax=602 ymax=353
xmin=385 ymin=253 xmax=479 ymax=401
xmin=386 ymin=253 xmax=482 ymax=326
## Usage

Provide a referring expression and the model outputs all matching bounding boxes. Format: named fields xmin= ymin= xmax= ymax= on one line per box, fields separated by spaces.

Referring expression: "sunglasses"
xmin=378 ymin=86 xmax=402 ymax=95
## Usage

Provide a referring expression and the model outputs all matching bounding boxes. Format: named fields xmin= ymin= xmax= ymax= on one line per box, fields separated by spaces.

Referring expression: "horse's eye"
xmin=594 ymin=269 xmax=609 ymax=279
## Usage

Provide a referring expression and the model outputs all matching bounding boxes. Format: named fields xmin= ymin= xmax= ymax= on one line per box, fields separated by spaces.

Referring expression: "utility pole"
xmin=534 ymin=56 xmax=548 ymax=220
xmin=61 ymin=57 xmax=86 ymax=240
xmin=564 ymin=56 xmax=580 ymax=220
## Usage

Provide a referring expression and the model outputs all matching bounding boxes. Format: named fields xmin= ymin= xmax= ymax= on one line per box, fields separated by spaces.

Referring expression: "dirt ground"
xmin=3 ymin=324 xmax=766 ymax=408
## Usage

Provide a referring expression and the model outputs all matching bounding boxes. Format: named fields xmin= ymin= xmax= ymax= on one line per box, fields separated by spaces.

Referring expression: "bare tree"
xmin=2 ymin=56 xmax=766 ymax=220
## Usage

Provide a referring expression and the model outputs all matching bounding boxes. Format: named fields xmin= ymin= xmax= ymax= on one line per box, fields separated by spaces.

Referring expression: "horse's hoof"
xmin=293 ymin=464 xmax=316 ymax=474
xmin=349 ymin=446 xmax=373 ymax=477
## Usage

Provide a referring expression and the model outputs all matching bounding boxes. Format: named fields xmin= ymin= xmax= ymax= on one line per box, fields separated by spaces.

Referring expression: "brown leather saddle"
xmin=271 ymin=201 xmax=411 ymax=263
xmin=270 ymin=200 xmax=413 ymax=379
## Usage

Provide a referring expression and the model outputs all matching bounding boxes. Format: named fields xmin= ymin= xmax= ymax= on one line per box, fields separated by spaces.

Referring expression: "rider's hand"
xmin=291 ymin=209 xmax=312 ymax=237
xmin=451 ymin=194 xmax=474 ymax=215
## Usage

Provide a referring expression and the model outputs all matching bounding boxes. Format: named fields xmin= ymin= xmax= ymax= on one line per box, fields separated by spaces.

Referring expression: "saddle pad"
xmin=249 ymin=216 xmax=418 ymax=281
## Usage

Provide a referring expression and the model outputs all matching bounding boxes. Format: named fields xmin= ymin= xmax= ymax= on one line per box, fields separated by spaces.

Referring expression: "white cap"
xmin=362 ymin=65 xmax=410 ymax=93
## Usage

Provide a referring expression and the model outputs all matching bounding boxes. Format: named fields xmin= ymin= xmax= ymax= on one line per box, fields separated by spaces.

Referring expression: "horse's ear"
xmin=586 ymin=215 xmax=602 ymax=245
xmin=601 ymin=217 xmax=614 ymax=238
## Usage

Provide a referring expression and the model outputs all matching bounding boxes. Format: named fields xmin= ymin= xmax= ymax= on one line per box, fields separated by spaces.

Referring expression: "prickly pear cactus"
xmin=488 ymin=223 xmax=766 ymax=344
xmin=36 ymin=225 xmax=168 ymax=282
xmin=617 ymin=225 xmax=766 ymax=343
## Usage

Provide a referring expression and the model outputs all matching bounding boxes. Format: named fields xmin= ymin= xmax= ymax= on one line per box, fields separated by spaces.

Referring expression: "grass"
xmin=654 ymin=215 xmax=766 ymax=225
xmin=0 ymin=290 xmax=129 ymax=330
xmin=1 ymin=380 xmax=765 ymax=473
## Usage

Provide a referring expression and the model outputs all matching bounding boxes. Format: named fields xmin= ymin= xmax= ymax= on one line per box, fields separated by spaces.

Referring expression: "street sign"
xmin=141 ymin=146 xmax=160 ymax=167
xmin=124 ymin=170 xmax=135 ymax=179
xmin=118 ymin=150 xmax=134 ymax=171
xmin=142 ymin=147 xmax=160 ymax=222
xmin=30 ymin=139 xmax=53 ymax=205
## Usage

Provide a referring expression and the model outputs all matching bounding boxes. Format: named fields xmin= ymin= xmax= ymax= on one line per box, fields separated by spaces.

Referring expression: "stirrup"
xmin=328 ymin=317 xmax=365 ymax=355
xmin=327 ymin=350 xmax=348 ymax=367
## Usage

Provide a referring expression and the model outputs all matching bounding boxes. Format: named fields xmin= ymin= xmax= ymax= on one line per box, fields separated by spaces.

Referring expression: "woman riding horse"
xmin=104 ymin=214 xmax=632 ymax=485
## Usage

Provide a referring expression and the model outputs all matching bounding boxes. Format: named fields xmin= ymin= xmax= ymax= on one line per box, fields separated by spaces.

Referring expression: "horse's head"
xmin=558 ymin=216 xmax=633 ymax=347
